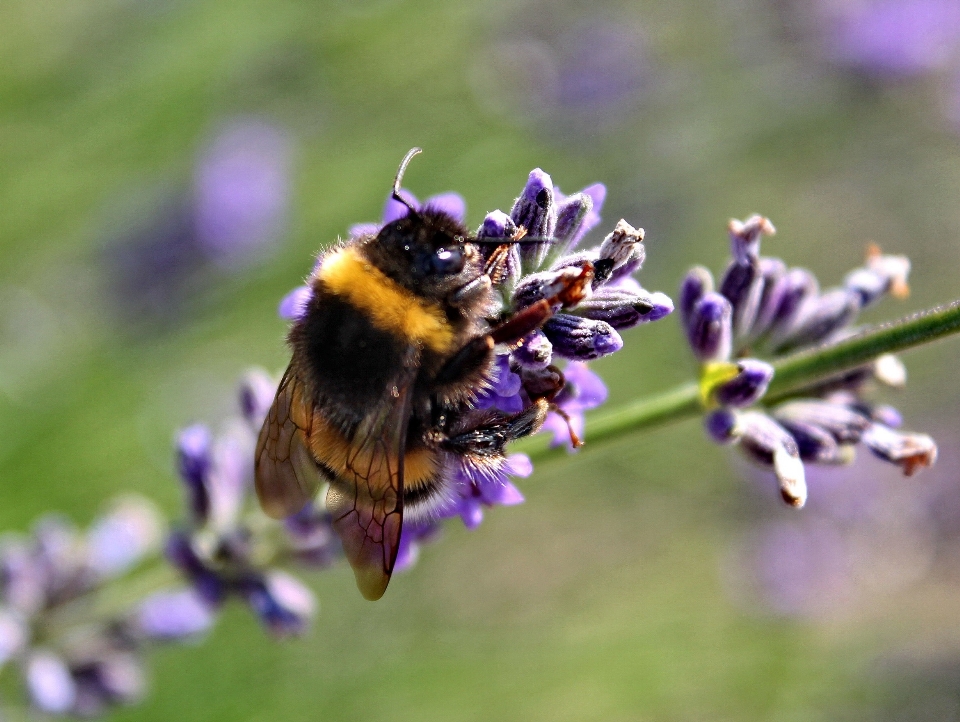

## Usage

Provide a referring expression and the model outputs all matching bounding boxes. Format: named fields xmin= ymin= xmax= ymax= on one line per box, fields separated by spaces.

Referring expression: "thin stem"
xmin=517 ymin=299 xmax=960 ymax=463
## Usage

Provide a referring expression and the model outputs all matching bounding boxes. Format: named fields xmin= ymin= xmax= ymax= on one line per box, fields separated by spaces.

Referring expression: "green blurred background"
xmin=3 ymin=0 xmax=960 ymax=719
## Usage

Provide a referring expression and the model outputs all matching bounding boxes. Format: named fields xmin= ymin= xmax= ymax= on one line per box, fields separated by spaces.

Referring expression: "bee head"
xmin=375 ymin=208 xmax=472 ymax=285
xmin=366 ymin=148 xmax=478 ymax=296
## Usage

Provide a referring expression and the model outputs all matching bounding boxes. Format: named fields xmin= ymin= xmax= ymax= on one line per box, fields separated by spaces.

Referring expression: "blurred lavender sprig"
xmin=106 ymin=118 xmax=292 ymax=325
xmin=683 ymin=215 xmax=936 ymax=507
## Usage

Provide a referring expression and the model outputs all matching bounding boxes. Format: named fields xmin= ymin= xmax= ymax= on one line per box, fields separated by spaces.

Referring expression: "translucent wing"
xmin=325 ymin=370 xmax=415 ymax=601
xmin=254 ymin=367 xmax=324 ymax=519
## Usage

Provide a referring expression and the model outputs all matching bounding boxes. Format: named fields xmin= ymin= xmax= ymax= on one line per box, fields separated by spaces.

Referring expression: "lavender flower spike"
xmin=684 ymin=214 xmax=935 ymax=507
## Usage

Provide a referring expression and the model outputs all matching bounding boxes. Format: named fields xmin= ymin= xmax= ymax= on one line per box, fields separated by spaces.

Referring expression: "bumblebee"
xmin=255 ymin=149 xmax=591 ymax=600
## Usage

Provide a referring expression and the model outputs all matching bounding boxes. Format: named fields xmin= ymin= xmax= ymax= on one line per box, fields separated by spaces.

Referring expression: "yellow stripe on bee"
xmin=317 ymin=247 xmax=455 ymax=353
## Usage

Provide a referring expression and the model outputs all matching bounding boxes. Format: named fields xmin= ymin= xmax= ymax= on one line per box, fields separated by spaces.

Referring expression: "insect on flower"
xmin=255 ymin=149 xmax=593 ymax=600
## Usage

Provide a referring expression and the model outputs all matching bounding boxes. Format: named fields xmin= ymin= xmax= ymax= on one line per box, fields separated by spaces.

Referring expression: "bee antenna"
xmin=392 ymin=147 xmax=422 ymax=214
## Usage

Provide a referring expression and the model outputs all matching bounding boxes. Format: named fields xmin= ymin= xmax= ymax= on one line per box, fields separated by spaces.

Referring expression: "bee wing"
xmin=255 ymin=367 xmax=325 ymax=519
xmin=325 ymin=366 xmax=416 ymax=601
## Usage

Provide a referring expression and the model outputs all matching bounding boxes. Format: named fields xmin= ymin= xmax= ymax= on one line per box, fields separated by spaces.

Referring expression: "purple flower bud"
xmin=775 ymin=418 xmax=849 ymax=464
xmin=86 ymin=496 xmax=163 ymax=577
xmin=728 ymin=215 xmax=775 ymax=264
xmin=554 ymin=192 xmax=593 ymax=249
xmin=775 ymin=288 xmax=861 ymax=352
xmin=573 ymin=286 xmax=672 ymax=329
xmin=843 ymin=267 xmax=887 ymax=308
xmin=511 ymin=169 xmax=557 ymax=266
xmin=512 ymin=330 xmax=553 ymax=369
xmin=596 ymin=219 xmax=645 ymax=283
xmin=241 ymin=571 xmax=316 ymax=638
xmin=735 ymin=411 xmax=807 ymax=508
xmin=870 ymin=404 xmax=903 ymax=429
xmin=176 ymin=424 xmax=212 ymax=521
xmin=862 ymin=423 xmax=937 ymax=476
xmin=136 ymin=588 xmax=216 ymax=640
xmin=76 ymin=651 xmax=147 ymax=714
xmin=772 ymin=400 xmax=871 ymax=443
xmin=687 ymin=292 xmax=733 ymax=363
xmin=678 ymin=266 xmax=714 ymax=333
xmin=543 ymin=314 xmax=623 ymax=360
xmin=705 ymin=408 xmax=739 ymax=443
xmin=712 ymin=359 xmax=774 ymax=408
xmin=239 ymin=368 xmax=276 ymax=427
xmin=748 ymin=257 xmax=787 ymax=339
xmin=26 ymin=650 xmax=77 ymax=714
xmin=765 ymin=268 xmax=819 ymax=339
xmin=278 ymin=284 xmax=312 ymax=321
xmin=165 ymin=532 xmax=226 ymax=606
xmin=718 ymin=257 xmax=763 ymax=340
xmin=475 ymin=209 xmax=513 ymax=240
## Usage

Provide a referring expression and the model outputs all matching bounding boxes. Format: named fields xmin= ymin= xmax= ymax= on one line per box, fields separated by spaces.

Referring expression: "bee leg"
xmin=491 ymin=261 xmax=594 ymax=345
xmin=441 ymin=400 xmax=549 ymax=457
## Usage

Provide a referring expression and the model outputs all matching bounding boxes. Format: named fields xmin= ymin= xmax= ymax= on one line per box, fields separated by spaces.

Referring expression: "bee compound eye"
xmin=431 ymin=246 xmax=465 ymax=275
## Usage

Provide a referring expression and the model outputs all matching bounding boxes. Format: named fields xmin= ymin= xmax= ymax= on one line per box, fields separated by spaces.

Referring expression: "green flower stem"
xmin=517 ymin=299 xmax=960 ymax=463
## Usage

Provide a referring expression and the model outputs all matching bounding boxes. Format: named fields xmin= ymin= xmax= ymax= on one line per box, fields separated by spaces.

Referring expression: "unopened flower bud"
xmin=543 ymin=314 xmax=623 ymax=360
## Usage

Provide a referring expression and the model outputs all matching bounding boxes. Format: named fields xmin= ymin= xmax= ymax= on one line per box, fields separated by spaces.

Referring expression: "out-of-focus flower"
xmin=167 ymin=367 xmax=336 ymax=639
xmin=0 ymin=496 xmax=164 ymax=717
xmin=469 ymin=17 xmax=652 ymax=134
xmin=683 ymin=216 xmax=934 ymax=507
xmin=194 ymin=119 xmax=291 ymax=267
xmin=106 ymin=118 xmax=292 ymax=325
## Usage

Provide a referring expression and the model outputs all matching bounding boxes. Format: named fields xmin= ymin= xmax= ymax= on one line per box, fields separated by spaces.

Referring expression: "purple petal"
xmin=422 ymin=192 xmax=466 ymax=222
xmin=459 ymin=499 xmax=485 ymax=530
xmin=382 ymin=189 xmax=419 ymax=224
xmin=561 ymin=361 xmax=608 ymax=410
xmin=348 ymin=222 xmax=380 ymax=238
xmin=543 ymin=409 xmax=585 ymax=451
xmin=136 ymin=588 xmax=215 ymax=640
xmin=278 ymin=285 xmax=312 ymax=321
xmin=484 ymin=480 xmax=525 ymax=506
xmin=506 ymin=453 xmax=534 ymax=478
